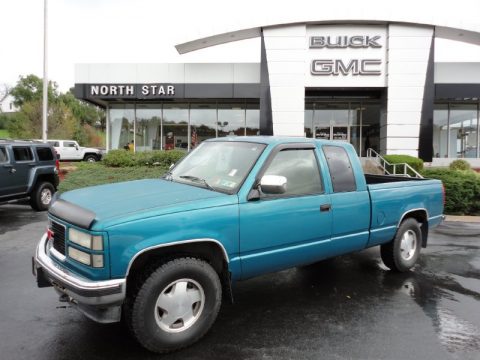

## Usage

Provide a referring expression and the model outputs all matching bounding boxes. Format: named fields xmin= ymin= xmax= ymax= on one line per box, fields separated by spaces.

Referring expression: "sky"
xmin=2 ymin=0 xmax=480 ymax=92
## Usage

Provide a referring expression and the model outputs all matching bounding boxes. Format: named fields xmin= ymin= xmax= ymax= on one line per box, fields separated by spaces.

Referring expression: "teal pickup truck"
xmin=33 ymin=137 xmax=444 ymax=353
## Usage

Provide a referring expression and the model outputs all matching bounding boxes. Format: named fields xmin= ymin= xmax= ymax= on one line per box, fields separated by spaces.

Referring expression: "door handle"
xmin=320 ymin=204 xmax=331 ymax=212
xmin=9 ymin=168 xmax=16 ymax=174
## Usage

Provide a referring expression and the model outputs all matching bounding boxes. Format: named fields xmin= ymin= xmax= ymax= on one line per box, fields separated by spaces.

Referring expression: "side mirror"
xmin=260 ymin=175 xmax=287 ymax=194
xmin=75 ymin=145 xmax=79 ymax=150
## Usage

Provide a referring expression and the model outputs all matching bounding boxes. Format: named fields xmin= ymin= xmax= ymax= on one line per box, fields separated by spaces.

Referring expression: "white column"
xmin=385 ymin=24 xmax=434 ymax=156
xmin=263 ymin=25 xmax=306 ymax=136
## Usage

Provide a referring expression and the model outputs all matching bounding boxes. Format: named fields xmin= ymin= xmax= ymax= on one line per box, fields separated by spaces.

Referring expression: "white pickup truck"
xmin=47 ymin=140 xmax=103 ymax=162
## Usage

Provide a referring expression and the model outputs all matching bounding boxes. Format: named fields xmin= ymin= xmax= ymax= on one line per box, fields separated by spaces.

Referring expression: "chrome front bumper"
xmin=33 ymin=233 xmax=126 ymax=323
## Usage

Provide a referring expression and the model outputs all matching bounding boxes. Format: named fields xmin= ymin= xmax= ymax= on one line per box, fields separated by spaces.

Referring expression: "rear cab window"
xmin=36 ymin=147 xmax=55 ymax=161
xmin=12 ymin=146 xmax=34 ymax=162
xmin=323 ymin=145 xmax=357 ymax=192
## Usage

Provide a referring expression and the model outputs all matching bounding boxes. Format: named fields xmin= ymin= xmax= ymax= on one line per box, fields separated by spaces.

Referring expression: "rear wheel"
xmin=30 ymin=181 xmax=55 ymax=211
xmin=380 ymin=218 xmax=422 ymax=272
xmin=126 ymin=257 xmax=222 ymax=353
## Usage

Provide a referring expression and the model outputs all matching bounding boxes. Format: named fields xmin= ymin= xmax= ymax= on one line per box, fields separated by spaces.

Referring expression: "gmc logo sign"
xmin=311 ymin=59 xmax=382 ymax=76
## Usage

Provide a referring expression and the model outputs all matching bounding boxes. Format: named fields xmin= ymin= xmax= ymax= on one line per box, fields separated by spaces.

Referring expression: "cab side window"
xmin=0 ymin=146 xmax=8 ymax=163
xmin=323 ymin=145 xmax=356 ymax=192
xmin=64 ymin=142 xmax=76 ymax=148
xmin=263 ymin=149 xmax=323 ymax=196
xmin=12 ymin=146 xmax=33 ymax=162
xmin=36 ymin=147 xmax=54 ymax=161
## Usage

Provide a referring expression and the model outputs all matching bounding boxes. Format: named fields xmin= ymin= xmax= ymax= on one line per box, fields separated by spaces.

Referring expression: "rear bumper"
xmin=33 ymin=234 xmax=126 ymax=323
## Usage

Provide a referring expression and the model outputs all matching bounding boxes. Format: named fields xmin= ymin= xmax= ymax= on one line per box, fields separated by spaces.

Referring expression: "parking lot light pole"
xmin=42 ymin=0 xmax=48 ymax=142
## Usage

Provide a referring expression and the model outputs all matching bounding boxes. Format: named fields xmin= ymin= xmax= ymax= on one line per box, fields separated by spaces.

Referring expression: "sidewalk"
xmin=444 ymin=215 xmax=480 ymax=223
xmin=436 ymin=215 xmax=480 ymax=236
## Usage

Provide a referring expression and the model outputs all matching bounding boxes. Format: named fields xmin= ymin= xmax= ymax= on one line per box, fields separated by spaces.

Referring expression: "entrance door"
xmin=305 ymin=100 xmax=380 ymax=156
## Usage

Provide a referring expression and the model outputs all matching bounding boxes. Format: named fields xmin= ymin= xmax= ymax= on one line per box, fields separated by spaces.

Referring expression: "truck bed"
xmin=365 ymin=173 xmax=429 ymax=184
xmin=364 ymin=173 xmax=444 ymax=248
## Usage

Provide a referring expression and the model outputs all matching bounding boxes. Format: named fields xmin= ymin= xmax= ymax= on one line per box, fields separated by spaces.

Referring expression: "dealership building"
xmin=74 ymin=20 xmax=480 ymax=164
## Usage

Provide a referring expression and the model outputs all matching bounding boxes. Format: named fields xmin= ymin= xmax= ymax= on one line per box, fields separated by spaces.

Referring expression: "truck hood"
xmin=56 ymin=179 xmax=236 ymax=230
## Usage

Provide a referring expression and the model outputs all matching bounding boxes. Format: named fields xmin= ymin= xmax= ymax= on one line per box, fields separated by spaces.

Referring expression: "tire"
xmin=126 ymin=257 xmax=222 ymax=353
xmin=84 ymin=154 xmax=98 ymax=162
xmin=29 ymin=182 xmax=55 ymax=211
xmin=380 ymin=218 xmax=422 ymax=272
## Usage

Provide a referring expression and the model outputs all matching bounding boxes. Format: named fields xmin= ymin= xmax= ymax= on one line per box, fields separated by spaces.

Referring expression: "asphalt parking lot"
xmin=0 ymin=204 xmax=479 ymax=360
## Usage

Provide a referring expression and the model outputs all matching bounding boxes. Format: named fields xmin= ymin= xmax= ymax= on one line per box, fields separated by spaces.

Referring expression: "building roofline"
xmin=175 ymin=20 xmax=480 ymax=54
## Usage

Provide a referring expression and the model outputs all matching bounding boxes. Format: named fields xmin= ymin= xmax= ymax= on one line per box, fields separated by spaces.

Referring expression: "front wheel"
xmin=380 ymin=218 xmax=422 ymax=272
xmin=30 ymin=182 xmax=55 ymax=211
xmin=127 ymin=258 xmax=222 ymax=353
xmin=84 ymin=154 xmax=98 ymax=162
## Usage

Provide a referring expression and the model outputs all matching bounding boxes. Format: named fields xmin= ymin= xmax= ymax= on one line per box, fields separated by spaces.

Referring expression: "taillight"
xmin=442 ymin=183 xmax=446 ymax=207
xmin=55 ymin=151 xmax=60 ymax=172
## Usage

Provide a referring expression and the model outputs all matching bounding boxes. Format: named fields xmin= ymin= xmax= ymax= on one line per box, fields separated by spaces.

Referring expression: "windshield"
xmin=167 ymin=141 xmax=266 ymax=194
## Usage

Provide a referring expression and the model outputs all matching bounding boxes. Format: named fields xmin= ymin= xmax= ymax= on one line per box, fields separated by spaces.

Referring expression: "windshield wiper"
xmin=179 ymin=175 xmax=215 ymax=191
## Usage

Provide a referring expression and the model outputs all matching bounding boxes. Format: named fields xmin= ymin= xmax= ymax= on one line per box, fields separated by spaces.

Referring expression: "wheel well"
xmin=401 ymin=210 xmax=428 ymax=248
xmin=84 ymin=153 xmax=98 ymax=159
xmin=126 ymin=242 xmax=230 ymax=296
xmin=33 ymin=174 xmax=56 ymax=190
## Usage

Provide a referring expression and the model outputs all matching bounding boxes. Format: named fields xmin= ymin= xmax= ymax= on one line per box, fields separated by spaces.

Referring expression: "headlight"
xmin=68 ymin=228 xmax=103 ymax=250
xmin=68 ymin=247 xmax=91 ymax=266
xmin=67 ymin=247 xmax=104 ymax=268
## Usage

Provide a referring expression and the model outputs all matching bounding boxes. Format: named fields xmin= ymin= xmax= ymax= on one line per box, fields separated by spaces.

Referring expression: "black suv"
xmin=0 ymin=140 xmax=59 ymax=211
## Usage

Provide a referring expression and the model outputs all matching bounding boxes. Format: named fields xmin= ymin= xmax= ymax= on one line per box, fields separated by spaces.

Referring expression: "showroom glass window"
xmin=135 ymin=104 xmax=162 ymax=151
xmin=107 ymin=102 xmax=260 ymax=152
xmin=190 ymin=103 xmax=217 ymax=149
xmin=109 ymin=104 xmax=134 ymax=151
xmin=433 ymin=103 xmax=479 ymax=158
xmin=450 ymin=104 xmax=478 ymax=158
xmin=246 ymin=102 xmax=260 ymax=136
xmin=163 ymin=104 xmax=189 ymax=151
xmin=218 ymin=103 xmax=245 ymax=136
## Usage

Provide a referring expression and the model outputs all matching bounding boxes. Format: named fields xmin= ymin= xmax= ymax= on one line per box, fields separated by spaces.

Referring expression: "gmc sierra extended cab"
xmin=33 ymin=137 xmax=444 ymax=353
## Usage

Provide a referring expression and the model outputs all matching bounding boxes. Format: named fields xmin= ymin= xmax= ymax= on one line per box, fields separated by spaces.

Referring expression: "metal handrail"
xmin=366 ymin=148 xmax=423 ymax=178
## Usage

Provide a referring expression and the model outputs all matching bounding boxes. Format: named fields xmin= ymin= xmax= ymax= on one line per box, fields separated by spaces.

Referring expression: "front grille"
xmin=51 ymin=221 xmax=66 ymax=255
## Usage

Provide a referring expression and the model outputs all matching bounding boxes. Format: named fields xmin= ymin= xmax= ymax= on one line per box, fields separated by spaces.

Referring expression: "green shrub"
xmin=422 ymin=168 xmax=480 ymax=215
xmin=449 ymin=159 xmax=471 ymax=171
xmin=58 ymin=163 xmax=167 ymax=192
xmin=102 ymin=150 xmax=137 ymax=167
xmin=382 ymin=154 xmax=423 ymax=177
xmin=102 ymin=149 xmax=186 ymax=167
xmin=383 ymin=154 xmax=424 ymax=172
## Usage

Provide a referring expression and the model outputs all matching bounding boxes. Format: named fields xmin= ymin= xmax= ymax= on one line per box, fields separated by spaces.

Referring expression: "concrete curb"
xmin=444 ymin=215 xmax=480 ymax=223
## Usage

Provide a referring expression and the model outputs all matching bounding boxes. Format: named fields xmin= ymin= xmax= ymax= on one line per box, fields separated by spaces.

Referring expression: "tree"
xmin=7 ymin=74 xmax=106 ymax=146
xmin=0 ymin=83 xmax=11 ymax=105
xmin=59 ymin=90 xmax=104 ymax=129
xmin=9 ymin=74 xmax=58 ymax=107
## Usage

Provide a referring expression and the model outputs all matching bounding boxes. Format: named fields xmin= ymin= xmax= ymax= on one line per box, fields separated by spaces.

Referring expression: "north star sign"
xmin=309 ymin=35 xmax=383 ymax=76
xmin=88 ymin=84 xmax=176 ymax=98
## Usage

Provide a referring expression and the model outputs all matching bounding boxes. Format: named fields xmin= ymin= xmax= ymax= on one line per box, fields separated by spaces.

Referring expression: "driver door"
xmin=239 ymin=145 xmax=332 ymax=279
